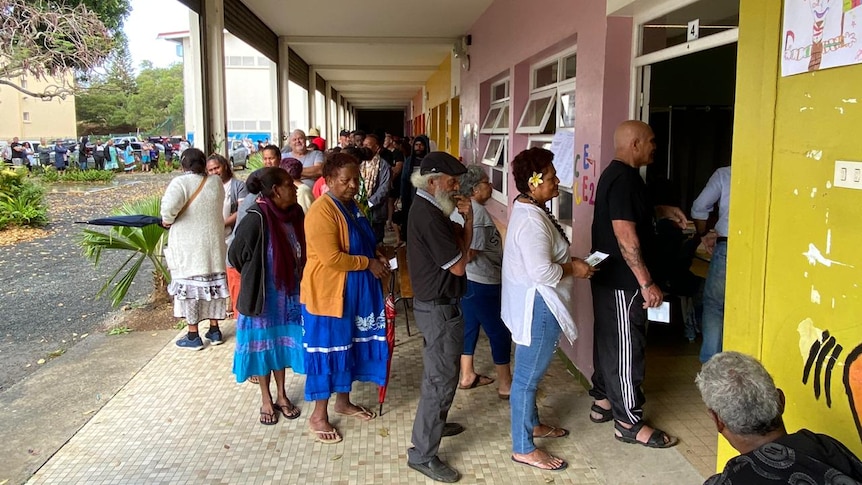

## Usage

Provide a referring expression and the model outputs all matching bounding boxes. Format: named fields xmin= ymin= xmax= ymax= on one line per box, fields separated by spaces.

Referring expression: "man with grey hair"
xmin=696 ymin=351 xmax=862 ymax=484
xmin=406 ymin=151 xmax=472 ymax=483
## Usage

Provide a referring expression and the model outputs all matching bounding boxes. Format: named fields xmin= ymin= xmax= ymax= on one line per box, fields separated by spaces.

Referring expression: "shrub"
xmin=0 ymin=167 xmax=48 ymax=229
xmin=38 ymin=167 xmax=115 ymax=183
xmin=152 ymin=156 xmax=179 ymax=174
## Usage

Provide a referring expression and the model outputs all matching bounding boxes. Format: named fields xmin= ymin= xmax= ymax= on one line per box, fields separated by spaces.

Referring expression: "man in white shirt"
xmin=691 ymin=165 xmax=731 ymax=363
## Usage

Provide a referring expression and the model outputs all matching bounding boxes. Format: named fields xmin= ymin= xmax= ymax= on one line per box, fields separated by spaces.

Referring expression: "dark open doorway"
xmin=646 ymin=42 xmax=737 ymax=214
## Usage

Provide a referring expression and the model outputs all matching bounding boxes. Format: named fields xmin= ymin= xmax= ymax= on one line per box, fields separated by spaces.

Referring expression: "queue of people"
xmin=155 ymin=122 xmax=862 ymax=485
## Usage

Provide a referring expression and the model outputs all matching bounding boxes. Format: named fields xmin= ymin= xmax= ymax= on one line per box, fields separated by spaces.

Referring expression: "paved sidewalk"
xmin=26 ymin=317 xmax=706 ymax=484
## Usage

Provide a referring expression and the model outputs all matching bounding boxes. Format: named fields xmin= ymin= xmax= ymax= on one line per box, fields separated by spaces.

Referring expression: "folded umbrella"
xmin=75 ymin=215 xmax=163 ymax=228
xmin=378 ymin=271 xmax=397 ymax=416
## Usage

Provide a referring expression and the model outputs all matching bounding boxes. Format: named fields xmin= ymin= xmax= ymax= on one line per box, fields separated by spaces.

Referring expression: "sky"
xmin=125 ymin=0 xmax=190 ymax=71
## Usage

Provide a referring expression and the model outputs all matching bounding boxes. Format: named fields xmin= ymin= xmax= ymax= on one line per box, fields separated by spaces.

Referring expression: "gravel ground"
xmin=0 ymin=172 xmax=178 ymax=392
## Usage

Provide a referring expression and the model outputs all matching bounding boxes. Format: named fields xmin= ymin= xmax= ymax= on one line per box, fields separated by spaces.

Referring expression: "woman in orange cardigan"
xmin=301 ymin=151 xmax=390 ymax=444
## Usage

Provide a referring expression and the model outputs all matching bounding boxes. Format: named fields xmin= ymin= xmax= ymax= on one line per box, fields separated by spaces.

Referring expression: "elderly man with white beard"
xmin=405 ymin=151 xmax=472 ymax=483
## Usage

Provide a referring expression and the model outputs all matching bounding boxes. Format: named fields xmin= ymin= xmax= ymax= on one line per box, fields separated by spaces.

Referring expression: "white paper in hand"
xmin=389 ymin=257 xmax=398 ymax=271
xmin=647 ymin=302 xmax=671 ymax=323
xmin=584 ymin=251 xmax=609 ymax=267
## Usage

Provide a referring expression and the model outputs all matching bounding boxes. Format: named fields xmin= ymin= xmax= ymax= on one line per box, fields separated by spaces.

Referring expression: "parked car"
xmin=228 ymin=140 xmax=248 ymax=169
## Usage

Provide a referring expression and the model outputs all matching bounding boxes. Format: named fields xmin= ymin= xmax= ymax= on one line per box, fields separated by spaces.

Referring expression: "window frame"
xmin=515 ymin=88 xmax=557 ymax=134
xmin=522 ymin=47 xmax=578 ymax=237
xmin=22 ymin=112 xmax=31 ymax=123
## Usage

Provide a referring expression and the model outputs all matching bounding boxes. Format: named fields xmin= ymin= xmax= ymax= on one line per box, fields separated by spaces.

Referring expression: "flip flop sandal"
xmin=458 ymin=374 xmax=494 ymax=390
xmin=533 ymin=426 xmax=570 ymax=438
xmin=614 ymin=421 xmax=679 ymax=448
xmin=590 ymin=403 xmax=613 ymax=423
xmin=247 ymin=376 xmax=259 ymax=385
xmin=277 ymin=402 xmax=301 ymax=420
xmin=309 ymin=427 xmax=343 ymax=444
xmin=511 ymin=455 xmax=568 ymax=471
xmin=335 ymin=404 xmax=377 ymax=421
xmin=259 ymin=408 xmax=279 ymax=426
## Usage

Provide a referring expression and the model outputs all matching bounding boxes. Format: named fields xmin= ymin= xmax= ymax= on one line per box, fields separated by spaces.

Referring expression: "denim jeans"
xmin=461 ymin=280 xmax=512 ymax=364
xmin=700 ymin=241 xmax=727 ymax=363
xmin=510 ymin=293 xmax=560 ymax=454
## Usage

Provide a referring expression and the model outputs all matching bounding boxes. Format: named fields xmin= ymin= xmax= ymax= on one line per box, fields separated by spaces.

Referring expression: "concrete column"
xmin=186 ymin=12 xmax=205 ymax=147
xmin=200 ymin=0 xmax=227 ymax=156
xmin=336 ymin=94 xmax=343 ymax=135
xmin=324 ymin=80 xmax=332 ymax=147
xmin=277 ymin=37 xmax=291 ymax=147
xmin=308 ymin=66 xmax=317 ymax=132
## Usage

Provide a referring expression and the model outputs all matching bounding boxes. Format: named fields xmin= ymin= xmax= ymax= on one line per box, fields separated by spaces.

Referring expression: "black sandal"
xmin=276 ymin=401 xmax=301 ymax=420
xmin=614 ymin=421 xmax=678 ymax=448
xmin=259 ymin=407 xmax=279 ymax=426
xmin=590 ymin=403 xmax=613 ymax=423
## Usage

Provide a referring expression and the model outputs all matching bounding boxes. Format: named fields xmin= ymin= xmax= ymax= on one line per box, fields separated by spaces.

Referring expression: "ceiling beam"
xmin=330 ymin=80 xmax=424 ymax=87
xmin=314 ymin=64 xmax=438 ymax=72
xmin=285 ymin=36 xmax=458 ymax=46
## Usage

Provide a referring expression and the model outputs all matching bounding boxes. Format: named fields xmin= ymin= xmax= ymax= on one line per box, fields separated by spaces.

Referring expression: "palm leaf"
xmin=78 ymin=195 xmax=170 ymax=307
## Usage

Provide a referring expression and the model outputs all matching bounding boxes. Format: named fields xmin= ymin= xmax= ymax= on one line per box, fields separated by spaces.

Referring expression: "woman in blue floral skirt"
xmin=229 ymin=167 xmax=305 ymax=425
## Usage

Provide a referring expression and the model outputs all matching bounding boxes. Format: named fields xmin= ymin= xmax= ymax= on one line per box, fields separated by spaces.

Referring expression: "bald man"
xmin=588 ymin=120 xmax=685 ymax=449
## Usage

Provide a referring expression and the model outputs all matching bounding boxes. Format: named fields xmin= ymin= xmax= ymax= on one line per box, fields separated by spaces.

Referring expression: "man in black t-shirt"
xmin=697 ymin=352 xmax=862 ymax=484
xmin=589 ymin=120 xmax=686 ymax=449
xmin=406 ymin=151 xmax=471 ymax=483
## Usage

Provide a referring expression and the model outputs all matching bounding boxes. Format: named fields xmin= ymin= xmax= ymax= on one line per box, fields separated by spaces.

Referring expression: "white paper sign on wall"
xmin=687 ymin=19 xmax=700 ymax=42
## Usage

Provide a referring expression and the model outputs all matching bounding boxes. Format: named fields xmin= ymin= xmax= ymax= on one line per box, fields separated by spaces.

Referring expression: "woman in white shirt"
xmin=501 ymin=148 xmax=593 ymax=472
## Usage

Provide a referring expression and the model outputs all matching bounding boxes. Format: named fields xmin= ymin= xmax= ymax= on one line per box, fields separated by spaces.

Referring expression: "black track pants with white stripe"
xmin=589 ymin=284 xmax=647 ymax=425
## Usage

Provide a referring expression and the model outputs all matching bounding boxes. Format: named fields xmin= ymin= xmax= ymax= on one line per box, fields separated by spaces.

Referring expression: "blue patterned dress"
xmin=302 ymin=196 xmax=389 ymax=401
xmin=232 ymin=223 xmax=305 ymax=382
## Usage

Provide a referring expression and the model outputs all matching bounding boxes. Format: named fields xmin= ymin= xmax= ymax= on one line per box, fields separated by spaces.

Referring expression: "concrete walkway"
xmin=20 ymin=314 xmax=706 ymax=485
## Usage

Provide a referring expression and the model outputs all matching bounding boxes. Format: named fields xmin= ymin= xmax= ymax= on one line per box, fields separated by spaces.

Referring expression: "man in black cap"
xmin=406 ymin=151 xmax=471 ymax=483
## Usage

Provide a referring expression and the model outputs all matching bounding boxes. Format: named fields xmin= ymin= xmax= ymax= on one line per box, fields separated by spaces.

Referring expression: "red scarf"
xmin=257 ymin=198 xmax=306 ymax=292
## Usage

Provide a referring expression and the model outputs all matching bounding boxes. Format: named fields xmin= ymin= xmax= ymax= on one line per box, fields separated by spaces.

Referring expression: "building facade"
xmin=0 ymin=73 xmax=77 ymax=142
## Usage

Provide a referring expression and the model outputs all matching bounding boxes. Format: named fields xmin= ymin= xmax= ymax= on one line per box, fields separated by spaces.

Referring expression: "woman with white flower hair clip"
xmin=501 ymin=147 xmax=594 ymax=472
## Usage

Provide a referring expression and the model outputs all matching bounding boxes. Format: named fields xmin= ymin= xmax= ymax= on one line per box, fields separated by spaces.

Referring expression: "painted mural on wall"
xmin=799 ymin=318 xmax=862 ymax=442
xmin=782 ymin=0 xmax=862 ymax=77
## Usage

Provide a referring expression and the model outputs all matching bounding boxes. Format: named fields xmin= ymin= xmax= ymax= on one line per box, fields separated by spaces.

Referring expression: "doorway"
xmin=632 ymin=5 xmax=739 ymax=477
xmin=643 ymin=43 xmax=737 ymax=214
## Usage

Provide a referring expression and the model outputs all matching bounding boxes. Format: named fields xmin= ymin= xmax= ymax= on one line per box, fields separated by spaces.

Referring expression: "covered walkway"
xmin=26 ymin=315 xmax=707 ymax=484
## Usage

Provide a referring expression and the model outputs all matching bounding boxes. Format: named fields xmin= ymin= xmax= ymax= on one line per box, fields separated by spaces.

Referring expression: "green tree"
xmin=76 ymin=41 xmax=140 ymax=134
xmin=126 ymin=63 xmax=185 ymax=134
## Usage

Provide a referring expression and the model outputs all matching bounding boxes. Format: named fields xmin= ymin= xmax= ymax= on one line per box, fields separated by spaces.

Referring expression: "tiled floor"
xmin=27 ymin=310 xmax=710 ymax=484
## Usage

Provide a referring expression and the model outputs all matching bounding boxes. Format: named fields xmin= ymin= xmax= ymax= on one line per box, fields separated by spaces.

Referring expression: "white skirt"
xmin=168 ymin=273 xmax=229 ymax=325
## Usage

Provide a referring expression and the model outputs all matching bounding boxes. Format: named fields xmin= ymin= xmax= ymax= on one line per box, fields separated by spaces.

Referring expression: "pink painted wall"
xmin=460 ymin=0 xmax=633 ymax=379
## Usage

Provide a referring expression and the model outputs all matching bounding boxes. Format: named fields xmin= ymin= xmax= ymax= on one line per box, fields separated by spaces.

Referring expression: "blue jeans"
xmin=461 ymin=280 xmax=512 ymax=364
xmin=511 ymin=293 xmax=560 ymax=454
xmin=700 ymin=241 xmax=727 ymax=363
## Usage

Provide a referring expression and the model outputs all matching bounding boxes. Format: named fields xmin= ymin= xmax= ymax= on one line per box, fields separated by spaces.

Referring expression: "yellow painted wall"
xmin=423 ymin=55 xmax=461 ymax=156
xmin=725 ymin=0 xmax=862 ymax=468
xmin=426 ymin=55 xmax=451 ymax=109
xmin=0 ymin=73 xmax=77 ymax=141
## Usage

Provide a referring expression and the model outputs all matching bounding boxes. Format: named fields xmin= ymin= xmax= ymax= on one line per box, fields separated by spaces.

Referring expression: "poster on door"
xmin=781 ymin=0 xmax=862 ymax=77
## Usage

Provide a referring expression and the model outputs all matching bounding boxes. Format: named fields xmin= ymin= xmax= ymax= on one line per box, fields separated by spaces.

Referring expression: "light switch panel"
xmin=834 ymin=160 xmax=862 ymax=190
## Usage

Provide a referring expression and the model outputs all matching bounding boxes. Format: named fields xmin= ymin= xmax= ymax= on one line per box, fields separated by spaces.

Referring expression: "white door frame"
xmin=627 ymin=0 xmax=740 ymax=120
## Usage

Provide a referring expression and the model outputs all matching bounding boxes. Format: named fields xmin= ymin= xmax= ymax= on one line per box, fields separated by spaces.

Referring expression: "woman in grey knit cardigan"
xmin=161 ymin=148 xmax=229 ymax=350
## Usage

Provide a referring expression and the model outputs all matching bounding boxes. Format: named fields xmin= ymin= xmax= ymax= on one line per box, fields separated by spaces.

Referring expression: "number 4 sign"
xmin=687 ymin=19 xmax=700 ymax=42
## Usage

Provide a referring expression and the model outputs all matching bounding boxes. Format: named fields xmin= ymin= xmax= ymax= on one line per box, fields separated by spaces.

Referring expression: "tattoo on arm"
xmin=619 ymin=240 xmax=646 ymax=271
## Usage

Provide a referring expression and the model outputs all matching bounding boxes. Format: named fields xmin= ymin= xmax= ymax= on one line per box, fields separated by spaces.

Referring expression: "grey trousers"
xmin=407 ymin=299 xmax=464 ymax=464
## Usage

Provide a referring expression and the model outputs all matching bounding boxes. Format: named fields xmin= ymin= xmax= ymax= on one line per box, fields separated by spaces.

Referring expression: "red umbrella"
xmin=378 ymin=272 xmax=397 ymax=416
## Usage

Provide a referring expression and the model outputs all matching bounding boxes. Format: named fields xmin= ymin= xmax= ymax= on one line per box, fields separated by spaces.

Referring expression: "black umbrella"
xmin=75 ymin=215 xmax=163 ymax=228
